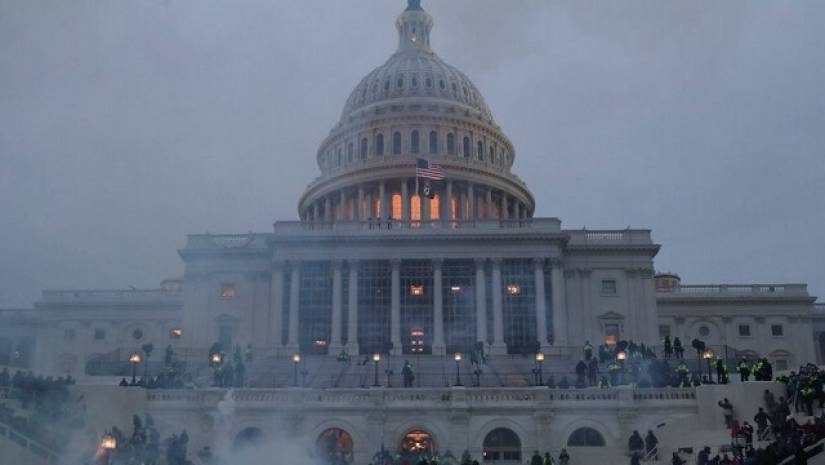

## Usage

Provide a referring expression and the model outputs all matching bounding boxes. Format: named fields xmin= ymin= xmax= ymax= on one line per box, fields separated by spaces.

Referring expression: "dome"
xmin=340 ymin=50 xmax=494 ymax=123
xmin=298 ymin=1 xmax=535 ymax=224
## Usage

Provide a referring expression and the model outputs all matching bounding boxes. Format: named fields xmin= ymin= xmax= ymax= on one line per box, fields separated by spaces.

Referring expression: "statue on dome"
xmin=407 ymin=0 xmax=423 ymax=11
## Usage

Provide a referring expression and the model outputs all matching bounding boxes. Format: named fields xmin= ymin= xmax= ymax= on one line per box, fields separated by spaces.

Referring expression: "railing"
xmin=658 ymin=284 xmax=810 ymax=297
xmin=0 ymin=420 xmax=58 ymax=464
xmin=146 ymin=386 xmax=697 ymax=408
xmin=272 ymin=218 xmax=563 ymax=235
xmin=38 ymin=288 xmax=182 ymax=304
xmin=778 ymin=437 xmax=825 ymax=465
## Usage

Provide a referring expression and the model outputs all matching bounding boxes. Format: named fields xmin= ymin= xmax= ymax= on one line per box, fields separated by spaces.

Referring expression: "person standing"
xmin=663 ymin=336 xmax=673 ymax=359
xmin=558 ymin=449 xmax=570 ymax=465
xmin=588 ymin=358 xmax=599 ymax=387
xmin=718 ymin=398 xmax=734 ymax=428
xmin=530 ymin=451 xmax=542 ymax=465
xmin=583 ymin=341 xmax=593 ymax=361
xmin=673 ymin=337 xmax=684 ymax=359
xmin=738 ymin=359 xmax=751 ymax=382
xmin=644 ymin=430 xmax=659 ymax=459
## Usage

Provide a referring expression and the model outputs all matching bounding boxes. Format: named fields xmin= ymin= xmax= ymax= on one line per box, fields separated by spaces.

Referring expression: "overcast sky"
xmin=0 ymin=0 xmax=823 ymax=307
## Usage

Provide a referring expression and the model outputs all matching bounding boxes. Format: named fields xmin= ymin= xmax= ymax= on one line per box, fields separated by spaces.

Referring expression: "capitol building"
xmin=1 ymin=2 xmax=822 ymax=464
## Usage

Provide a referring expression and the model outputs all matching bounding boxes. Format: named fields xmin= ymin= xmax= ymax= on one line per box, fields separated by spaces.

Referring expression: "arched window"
xmin=316 ymin=429 xmax=354 ymax=465
xmin=411 ymin=130 xmax=420 ymax=154
xmin=391 ymin=194 xmax=402 ymax=220
xmin=430 ymin=194 xmax=440 ymax=220
xmin=477 ymin=141 xmax=484 ymax=161
xmin=463 ymin=137 xmax=470 ymax=158
xmin=384 ymin=80 xmax=390 ymax=91
xmin=376 ymin=134 xmax=384 ymax=156
xmin=447 ymin=134 xmax=456 ymax=155
xmin=347 ymin=142 xmax=354 ymax=162
xmin=360 ymin=138 xmax=368 ymax=159
xmin=411 ymin=195 xmax=421 ymax=221
xmin=400 ymin=430 xmax=434 ymax=455
xmin=425 ymin=77 xmax=433 ymax=88
xmin=439 ymin=80 xmax=446 ymax=90
xmin=412 ymin=76 xmax=418 ymax=88
xmin=336 ymin=149 xmax=342 ymax=166
xmin=393 ymin=132 xmax=402 ymax=155
xmin=397 ymin=76 xmax=404 ymax=89
xmin=567 ymin=428 xmax=606 ymax=447
xmin=483 ymin=428 xmax=521 ymax=462
xmin=490 ymin=145 xmax=495 ymax=163
xmin=234 ymin=427 xmax=265 ymax=451
xmin=429 ymin=131 xmax=438 ymax=154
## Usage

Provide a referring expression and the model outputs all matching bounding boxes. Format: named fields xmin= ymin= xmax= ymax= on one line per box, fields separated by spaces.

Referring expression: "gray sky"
xmin=0 ymin=0 xmax=823 ymax=307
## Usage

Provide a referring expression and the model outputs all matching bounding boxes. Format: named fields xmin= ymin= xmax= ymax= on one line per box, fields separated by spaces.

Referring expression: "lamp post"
xmin=372 ymin=353 xmax=381 ymax=387
xmin=211 ymin=353 xmax=222 ymax=387
xmin=100 ymin=432 xmax=117 ymax=465
xmin=616 ymin=351 xmax=627 ymax=385
xmin=703 ymin=349 xmax=714 ymax=382
xmin=292 ymin=354 xmax=301 ymax=387
xmin=129 ymin=353 xmax=141 ymax=385
xmin=454 ymin=352 xmax=463 ymax=386
xmin=533 ymin=352 xmax=545 ymax=386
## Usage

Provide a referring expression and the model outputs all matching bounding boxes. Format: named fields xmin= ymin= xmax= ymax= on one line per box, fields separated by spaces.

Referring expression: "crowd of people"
xmin=89 ymin=414 xmax=193 ymax=465
xmin=0 ymin=368 xmax=82 ymax=451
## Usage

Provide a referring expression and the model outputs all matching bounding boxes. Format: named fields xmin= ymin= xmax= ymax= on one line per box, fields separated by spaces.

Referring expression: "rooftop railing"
xmin=272 ymin=218 xmax=563 ymax=235
xmin=658 ymin=284 xmax=810 ymax=297
xmin=38 ymin=288 xmax=182 ymax=305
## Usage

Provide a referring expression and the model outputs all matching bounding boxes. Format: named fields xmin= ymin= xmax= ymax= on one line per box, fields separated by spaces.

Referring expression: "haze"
xmin=0 ymin=0 xmax=823 ymax=307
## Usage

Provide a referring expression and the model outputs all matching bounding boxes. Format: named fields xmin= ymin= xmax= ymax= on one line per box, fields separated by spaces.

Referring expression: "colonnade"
xmin=269 ymin=258 xmax=567 ymax=356
xmin=302 ymin=179 xmax=531 ymax=224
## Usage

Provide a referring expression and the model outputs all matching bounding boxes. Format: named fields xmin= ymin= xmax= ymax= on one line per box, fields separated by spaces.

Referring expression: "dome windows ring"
xmin=429 ymin=131 xmax=438 ymax=154
xmin=376 ymin=134 xmax=385 ymax=156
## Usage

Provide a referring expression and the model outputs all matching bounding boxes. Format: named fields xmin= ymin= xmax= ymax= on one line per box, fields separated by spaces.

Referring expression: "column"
xmin=339 ymin=190 xmax=346 ymax=220
xmin=516 ymin=203 xmax=522 ymax=221
xmin=378 ymin=182 xmax=386 ymax=220
xmin=310 ymin=204 xmax=317 ymax=223
xmin=446 ymin=180 xmax=454 ymax=223
xmin=534 ymin=258 xmax=550 ymax=351
xmin=390 ymin=259 xmax=402 ymax=355
xmin=550 ymin=259 xmax=568 ymax=346
xmin=423 ymin=195 xmax=431 ymax=222
xmin=286 ymin=263 xmax=301 ymax=351
xmin=270 ymin=262 xmax=285 ymax=349
xmin=500 ymin=193 xmax=509 ymax=220
xmin=467 ymin=184 xmax=475 ymax=220
xmin=330 ymin=260 xmax=343 ymax=353
xmin=581 ymin=269 xmax=594 ymax=342
xmin=324 ymin=196 xmax=332 ymax=222
xmin=491 ymin=258 xmax=506 ymax=354
xmin=357 ymin=185 xmax=365 ymax=220
xmin=401 ymin=179 xmax=410 ymax=224
xmin=474 ymin=259 xmax=488 ymax=344
xmin=485 ymin=189 xmax=493 ymax=220
xmin=347 ymin=260 xmax=360 ymax=354
xmin=432 ymin=259 xmax=446 ymax=355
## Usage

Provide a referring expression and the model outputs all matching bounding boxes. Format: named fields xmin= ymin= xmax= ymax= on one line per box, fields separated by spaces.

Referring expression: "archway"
xmin=316 ymin=428 xmax=354 ymax=465
xmin=233 ymin=427 xmax=265 ymax=451
xmin=567 ymin=427 xmax=606 ymax=447
xmin=482 ymin=428 xmax=522 ymax=464
xmin=399 ymin=429 xmax=436 ymax=460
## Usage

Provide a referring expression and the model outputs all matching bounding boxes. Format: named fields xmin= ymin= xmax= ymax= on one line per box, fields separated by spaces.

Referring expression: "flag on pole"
xmin=415 ymin=158 xmax=445 ymax=180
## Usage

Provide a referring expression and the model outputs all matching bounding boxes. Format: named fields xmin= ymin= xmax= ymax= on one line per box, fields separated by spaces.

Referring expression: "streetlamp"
xmin=129 ymin=353 xmax=141 ymax=385
xmin=616 ymin=351 xmax=627 ymax=385
xmin=703 ymin=349 xmax=715 ymax=382
xmin=372 ymin=353 xmax=381 ymax=387
xmin=454 ymin=353 xmax=463 ymax=386
xmin=211 ymin=353 xmax=222 ymax=387
xmin=533 ymin=352 xmax=545 ymax=386
xmin=100 ymin=432 xmax=117 ymax=465
xmin=292 ymin=354 xmax=301 ymax=387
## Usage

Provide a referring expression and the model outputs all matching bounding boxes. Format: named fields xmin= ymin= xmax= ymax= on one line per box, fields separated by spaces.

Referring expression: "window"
xmin=299 ymin=262 xmax=333 ymax=354
xmin=447 ymin=133 xmax=455 ymax=155
xmin=411 ymin=130 xmax=420 ymax=154
xmin=775 ymin=359 xmax=789 ymax=371
xmin=347 ymin=142 xmax=354 ymax=162
xmin=771 ymin=325 xmax=784 ymax=337
xmin=384 ymin=80 xmax=390 ymax=91
xmin=94 ymin=329 xmax=106 ymax=341
xmin=393 ymin=132 xmax=402 ymax=155
xmin=483 ymin=428 xmax=522 ymax=462
xmin=567 ymin=428 xmax=606 ymax=447
xmin=501 ymin=259 xmax=536 ymax=354
xmin=601 ymin=280 xmax=617 ymax=295
xmin=477 ymin=141 xmax=484 ymax=160
xmin=220 ymin=284 xmax=237 ymax=299
xmin=411 ymin=77 xmax=418 ymax=88
xmin=376 ymin=134 xmax=384 ymax=156
xmin=659 ymin=325 xmax=671 ymax=338
xmin=425 ymin=77 xmax=432 ymax=88
xmin=463 ymin=137 xmax=470 ymax=158
xmin=63 ymin=328 xmax=76 ymax=341
xmin=429 ymin=131 xmax=438 ymax=154
xmin=360 ymin=138 xmax=368 ymax=159
xmin=397 ymin=76 xmax=404 ymax=89
xmin=439 ymin=80 xmax=445 ymax=90
xmin=699 ymin=325 xmax=710 ymax=337
xmin=336 ymin=149 xmax=342 ymax=166
xmin=738 ymin=325 xmax=751 ymax=337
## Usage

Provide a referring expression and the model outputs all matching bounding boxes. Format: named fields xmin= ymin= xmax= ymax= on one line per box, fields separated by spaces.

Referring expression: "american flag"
xmin=415 ymin=158 xmax=445 ymax=180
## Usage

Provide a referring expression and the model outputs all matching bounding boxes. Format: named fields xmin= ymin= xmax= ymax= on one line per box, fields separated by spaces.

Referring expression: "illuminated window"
xmin=411 ymin=195 xmax=422 ymax=221
xmin=450 ymin=286 xmax=462 ymax=293
xmin=401 ymin=430 xmax=434 ymax=455
xmin=430 ymin=194 xmax=440 ymax=220
xmin=392 ymin=194 xmax=402 ymax=220
xmin=451 ymin=197 xmax=458 ymax=221
xmin=506 ymin=284 xmax=521 ymax=295
xmin=410 ymin=285 xmax=424 ymax=296
xmin=220 ymin=285 xmax=237 ymax=299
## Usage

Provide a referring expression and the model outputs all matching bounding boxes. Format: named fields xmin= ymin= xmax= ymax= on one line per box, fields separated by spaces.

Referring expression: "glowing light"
xmin=535 ymin=352 xmax=545 ymax=362
xmin=454 ymin=352 xmax=463 ymax=362
xmin=100 ymin=433 xmax=117 ymax=451
xmin=506 ymin=284 xmax=521 ymax=295
xmin=410 ymin=285 xmax=424 ymax=296
xmin=372 ymin=353 xmax=381 ymax=363
xmin=211 ymin=353 xmax=222 ymax=365
xmin=292 ymin=354 xmax=301 ymax=364
xmin=170 ymin=328 xmax=182 ymax=338
xmin=450 ymin=286 xmax=462 ymax=293
xmin=703 ymin=349 xmax=714 ymax=360
xmin=129 ymin=353 xmax=141 ymax=365
xmin=616 ymin=351 xmax=627 ymax=361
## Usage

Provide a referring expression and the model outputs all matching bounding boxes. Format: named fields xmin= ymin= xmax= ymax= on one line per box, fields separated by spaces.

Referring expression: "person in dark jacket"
xmin=628 ymin=430 xmax=644 ymax=454
xmin=529 ymin=451 xmax=542 ymax=465
xmin=645 ymin=430 xmax=659 ymax=458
